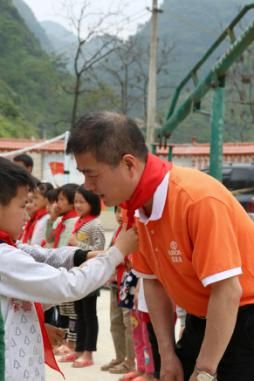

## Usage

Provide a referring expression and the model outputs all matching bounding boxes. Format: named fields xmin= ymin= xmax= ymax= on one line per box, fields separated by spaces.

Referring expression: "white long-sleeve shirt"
xmin=0 ymin=243 xmax=123 ymax=381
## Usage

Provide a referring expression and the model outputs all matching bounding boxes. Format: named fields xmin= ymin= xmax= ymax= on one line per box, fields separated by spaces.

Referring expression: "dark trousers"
xmin=44 ymin=307 xmax=58 ymax=326
xmin=175 ymin=305 xmax=254 ymax=381
xmin=147 ymin=321 xmax=161 ymax=379
xmin=75 ymin=294 xmax=98 ymax=352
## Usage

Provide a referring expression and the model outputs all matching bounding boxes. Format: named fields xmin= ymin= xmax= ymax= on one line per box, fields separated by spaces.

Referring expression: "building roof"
xmin=1 ymin=138 xmax=254 ymax=157
xmin=156 ymin=142 xmax=254 ymax=156
xmin=0 ymin=138 xmax=64 ymax=153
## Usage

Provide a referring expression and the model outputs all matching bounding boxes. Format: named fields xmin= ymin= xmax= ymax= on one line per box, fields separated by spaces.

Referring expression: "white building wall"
xmin=41 ymin=152 xmax=83 ymax=186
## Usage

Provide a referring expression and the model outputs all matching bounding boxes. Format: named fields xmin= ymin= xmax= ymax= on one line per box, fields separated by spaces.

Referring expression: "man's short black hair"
xmin=76 ymin=186 xmax=101 ymax=216
xmin=13 ymin=153 xmax=34 ymax=170
xmin=66 ymin=111 xmax=148 ymax=166
xmin=58 ymin=183 xmax=79 ymax=205
xmin=0 ymin=157 xmax=35 ymax=205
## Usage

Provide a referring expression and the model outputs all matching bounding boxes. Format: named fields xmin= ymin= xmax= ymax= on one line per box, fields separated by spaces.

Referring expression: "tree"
xmin=61 ymin=1 xmax=122 ymax=128
xmin=100 ymin=34 xmax=174 ymax=122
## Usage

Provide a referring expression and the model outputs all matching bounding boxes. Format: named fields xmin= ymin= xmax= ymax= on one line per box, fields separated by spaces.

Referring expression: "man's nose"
xmin=83 ymin=177 xmax=96 ymax=192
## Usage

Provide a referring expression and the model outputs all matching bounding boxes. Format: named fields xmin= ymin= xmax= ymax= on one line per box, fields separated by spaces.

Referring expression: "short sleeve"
xmin=188 ymin=197 xmax=242 ymax=286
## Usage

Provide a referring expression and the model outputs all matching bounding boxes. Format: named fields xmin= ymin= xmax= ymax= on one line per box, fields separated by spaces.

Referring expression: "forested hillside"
xmin=0 ymin=0 xmax=72 ymax=138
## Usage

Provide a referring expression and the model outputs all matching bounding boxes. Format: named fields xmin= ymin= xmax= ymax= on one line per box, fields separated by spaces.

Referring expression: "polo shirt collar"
xmin=135 ymin=171 xmax=170 ymax=224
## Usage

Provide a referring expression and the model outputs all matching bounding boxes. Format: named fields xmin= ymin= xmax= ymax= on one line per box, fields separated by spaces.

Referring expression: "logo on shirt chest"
xmin=168 ymin=241 xmax=183 ymax=263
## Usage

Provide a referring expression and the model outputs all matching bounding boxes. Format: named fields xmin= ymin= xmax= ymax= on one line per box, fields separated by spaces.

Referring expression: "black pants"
xmin=175 ymin=305 xmax=254 ymax=381
xmin=147 ymin=322 xmax=161 ymax=379
xmin=75 ymin=294 xmax=98 ymax=352
xmin=44 ymin=307 xmax=58 ymax=326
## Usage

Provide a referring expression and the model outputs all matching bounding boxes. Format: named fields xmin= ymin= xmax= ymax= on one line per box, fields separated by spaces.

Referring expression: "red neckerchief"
xmin=72 ymin=214 xmax=97 ymax=234
xmin=120 ymin=153 xmax=172 ymax=227
xmin=0 ymin=230 xmax=64 ymax=378
xmin=0 ymin=230 xmax=16 ymax=246
xmin=53 ymin=210 xmax=77 ymax=248
xmin=22 ymin=208 xmax=48 ymax=243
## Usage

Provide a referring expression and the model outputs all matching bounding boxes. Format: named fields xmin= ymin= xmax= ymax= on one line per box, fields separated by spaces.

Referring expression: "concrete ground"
xmin=46 ymin=289 xmax=121 ymax=381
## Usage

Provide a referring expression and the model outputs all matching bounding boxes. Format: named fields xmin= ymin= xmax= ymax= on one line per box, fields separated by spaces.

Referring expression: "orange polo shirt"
xmin=132 ymin=165 xmax=254 ymax=317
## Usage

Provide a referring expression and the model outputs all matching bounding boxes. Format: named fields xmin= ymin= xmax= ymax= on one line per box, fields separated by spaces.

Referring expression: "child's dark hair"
xmin=37 ymin=182 xmax=53 ymax=197
xmin=46 ymin=188 xmax=59 ymax=203
xmin=58 ymin=183 xmax=79 ymax=204
xmin=13 ymin=153 xmax=34 ymax=169
xmin=76 ymin=186 xmax=101 ymax=216
xmin=0 ymin=157 xmax=35 ymax=205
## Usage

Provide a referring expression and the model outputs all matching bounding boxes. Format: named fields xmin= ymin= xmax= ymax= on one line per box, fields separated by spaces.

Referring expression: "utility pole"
xmin=146 ymin=0 xmax=162 ymax=150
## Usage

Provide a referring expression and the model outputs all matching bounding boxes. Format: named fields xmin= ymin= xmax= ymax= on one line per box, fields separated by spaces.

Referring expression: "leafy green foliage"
xmin=0 ymin=0 xmax=73 ymax=138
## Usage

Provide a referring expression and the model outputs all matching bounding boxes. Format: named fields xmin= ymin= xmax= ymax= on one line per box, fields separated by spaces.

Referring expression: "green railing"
xmin=156 ymin=4 xmax=254 ymax=179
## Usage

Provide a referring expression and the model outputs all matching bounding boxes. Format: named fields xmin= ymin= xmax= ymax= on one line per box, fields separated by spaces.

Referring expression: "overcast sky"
xmin=23 ymin=0 xmax=163 ymax=38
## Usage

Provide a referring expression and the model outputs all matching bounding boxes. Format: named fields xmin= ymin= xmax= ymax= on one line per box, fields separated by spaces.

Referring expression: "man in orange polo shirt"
xmin=67 ymin=111 xmax=254 ymax=381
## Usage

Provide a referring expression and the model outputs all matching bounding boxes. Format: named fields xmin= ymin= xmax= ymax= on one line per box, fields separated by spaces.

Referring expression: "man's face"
xmin=0 ymin=186 xmax=29 ymax=240
xmin=75 ymin=152 xmax=140 ymax=207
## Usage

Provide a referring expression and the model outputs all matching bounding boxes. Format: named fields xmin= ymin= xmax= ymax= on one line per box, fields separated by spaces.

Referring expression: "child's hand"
xmin=87 ymin=250 xmax=103 ymax=260
xmin=114 ymin=224 xmax=138 ymax=256
xmin=79 ymin=250 xmax=104 ymax=267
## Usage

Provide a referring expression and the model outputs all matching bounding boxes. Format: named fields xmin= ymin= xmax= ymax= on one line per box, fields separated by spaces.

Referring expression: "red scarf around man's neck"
xmin=53 ymin=209 xmax=77 ymax=248
xmin=120 ymin=153 xmax=172 ymax=226
xmin=0 ymin=230 xmax=64 ymax=378
xmin=72 ymin=214 xmax=97 ymax=234
xmin=22 ymin=208 xmax=48 ymax=243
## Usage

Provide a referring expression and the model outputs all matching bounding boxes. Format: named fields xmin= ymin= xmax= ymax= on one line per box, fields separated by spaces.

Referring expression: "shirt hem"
xmin=202 ymin=267 xmax=242 ymax=287
xmin=132 ymin=269 xmax=157 ymax=279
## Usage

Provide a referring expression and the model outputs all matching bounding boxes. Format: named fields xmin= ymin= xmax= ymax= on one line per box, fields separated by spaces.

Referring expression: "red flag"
xmin=49 ymin=162 xmax=64 ymax=175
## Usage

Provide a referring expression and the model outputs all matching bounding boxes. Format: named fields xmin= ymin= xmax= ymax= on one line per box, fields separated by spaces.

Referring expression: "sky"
xmin=23 ymin=0 xmax=163 ymax=38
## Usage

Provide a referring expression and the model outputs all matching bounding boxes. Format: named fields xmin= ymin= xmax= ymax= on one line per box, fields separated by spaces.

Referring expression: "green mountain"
xmin=139 ymin=0 xmax=251 ymax=84
xmin=12 ymin=0 xmax=53 ymax=52
xmin=0 ymin=0 xmax=72 ymax=138
xmin=41 ymin=20 xmax=76 ymax=56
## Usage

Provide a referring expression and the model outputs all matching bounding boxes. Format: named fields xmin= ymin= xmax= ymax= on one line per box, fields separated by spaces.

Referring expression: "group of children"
xmin=0 ymin=156 xmax=137 ymax=380
xmin=20 ymin=177 xmax=107 ymax=368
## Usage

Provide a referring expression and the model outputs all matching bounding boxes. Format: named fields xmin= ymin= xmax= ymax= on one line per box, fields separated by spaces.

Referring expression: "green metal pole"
xmin=209 ymin=79 xmax=225 ymax=180
xmin=168 ymin=146 xmax=173 ymax=161
xmin=151 ymin=144 xmax=156 ymax=155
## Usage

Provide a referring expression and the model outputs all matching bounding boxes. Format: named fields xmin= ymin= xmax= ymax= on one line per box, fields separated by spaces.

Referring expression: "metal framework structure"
xmin=157 ymin=4 xmax=254 ymax=180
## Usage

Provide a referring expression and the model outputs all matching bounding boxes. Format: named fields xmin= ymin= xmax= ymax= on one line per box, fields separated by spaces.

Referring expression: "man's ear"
xmin=121 ymin=154 xmax=138 ymax=171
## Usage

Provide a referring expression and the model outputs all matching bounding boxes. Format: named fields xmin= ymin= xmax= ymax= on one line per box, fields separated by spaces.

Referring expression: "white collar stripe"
xmin=135 ymin=172 xmax=170 ymax=224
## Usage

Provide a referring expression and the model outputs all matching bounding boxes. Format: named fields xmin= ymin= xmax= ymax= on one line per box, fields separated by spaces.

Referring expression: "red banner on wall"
xmin=49 ymin=161 xmax=64 ymax=175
